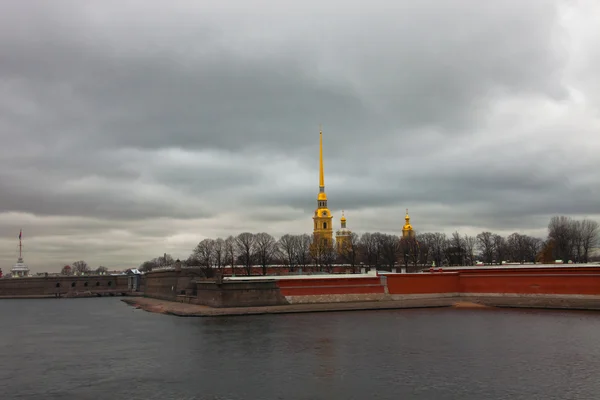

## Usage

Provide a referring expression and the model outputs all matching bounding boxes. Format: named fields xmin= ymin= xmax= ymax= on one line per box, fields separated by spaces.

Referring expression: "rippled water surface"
xmin=1 ymin=298 xmax=599 ymax=399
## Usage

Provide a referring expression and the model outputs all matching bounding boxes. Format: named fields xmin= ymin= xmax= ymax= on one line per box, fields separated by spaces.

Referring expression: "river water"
xmin=1 ymin=298 xmax=599 ymax=399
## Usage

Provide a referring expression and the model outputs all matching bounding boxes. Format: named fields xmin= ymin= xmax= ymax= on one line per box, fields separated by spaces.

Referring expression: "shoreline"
xmin=0 ymin=293 xmax=143 ymax=300
xmin=121 ymin=296 xmax=600 ymax=317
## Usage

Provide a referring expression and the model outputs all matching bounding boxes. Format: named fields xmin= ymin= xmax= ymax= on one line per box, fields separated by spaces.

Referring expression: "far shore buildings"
xmin=312 ymin=127 xmax=414 ymax=251
xmin=11 ymin=230 xmax=30 ymax=277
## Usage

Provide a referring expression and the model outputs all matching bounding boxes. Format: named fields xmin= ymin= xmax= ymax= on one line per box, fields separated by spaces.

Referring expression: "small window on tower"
xmin=323 ymin=222 xmax=327 ymax=229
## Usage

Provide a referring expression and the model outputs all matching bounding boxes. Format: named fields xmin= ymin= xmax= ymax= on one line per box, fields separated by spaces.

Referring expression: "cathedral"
xmin=312 ymin=128 xmax=415 ymax=250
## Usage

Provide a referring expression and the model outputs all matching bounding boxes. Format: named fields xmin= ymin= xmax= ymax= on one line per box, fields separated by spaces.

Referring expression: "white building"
xmin=11 ymin=256 xmax=30 ymax=277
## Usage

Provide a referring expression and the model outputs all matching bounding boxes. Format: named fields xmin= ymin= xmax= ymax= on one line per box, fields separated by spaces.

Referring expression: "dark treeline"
xmin=139 ymin=216 xmax=599 ymax=274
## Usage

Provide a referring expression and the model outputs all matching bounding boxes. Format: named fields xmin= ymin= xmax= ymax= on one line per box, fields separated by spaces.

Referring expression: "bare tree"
xmin=360 ymin=233 xmax=382 ymax=270
xmin=580 ymin=219 xmax=600 ymax=263
xmin=400 ymin=237 xmax=420 ymax=270
xmin=60 ymin=265 xmax=73 ymax=275
xmin=416 ymin=233 xmax=432 ymax=266
xmin=95 ymin=266 xmax=108 ymax=274
xmin=295 ymin=234 xmax=312 ymax=272
xmin=429 ymin=232 xmax=447 ymax=267
xmin=476 ymin=232 xmax=495 ymax=265
xmin=278 ymin=234 xmax=298 ymax=272
xmin=193 ymin=239 xmax=215 ymax=269
xmin=493 ymin=234 xmax=507 ymax=265
xmin=571 ymin=220 xmax=584 ymax=263
xmin=339 ymin=232 xmax=361 ymax=273
xmin=139 ymin=260 xmax=158 ymax=272
xmin=380 ymin=234 xmax=400 ymax=270
xmin=548 ymin=216 xmax=574 ymax=262
xmin=447 ymin=231 xmax=465 ymax=266
xmin=254 ymin=232 xmax=277 ymax=275
xmin=150 ymin=253 xmax=175 ymax=268
xmin=213 ymin=238 xmax=225 ymax=271
xmin=507 ymin=233 xmax=528 ymax=263
xmin=463 ymin=235 xmax=476 ymax=266
xmin=320 ymin=241 xmax=337 ymax=273
xmin=236 ymin=232 xmax=256 ymax=276
xmin=224 ymin=235 xmax=237 ymax=275
xmin=72 ymin=260 xmax=90 ymax=274
xmin=526 ymin=236 xmax=544 ymax=264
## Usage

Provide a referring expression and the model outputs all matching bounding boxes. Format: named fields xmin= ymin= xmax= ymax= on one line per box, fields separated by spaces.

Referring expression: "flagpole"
xmin=19 ymin=230 xmax=22 ymax=259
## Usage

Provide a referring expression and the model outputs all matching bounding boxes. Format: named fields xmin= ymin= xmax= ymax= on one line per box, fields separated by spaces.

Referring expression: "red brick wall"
xmin=459 ymin=273 xmax=600 ymax=295
xmin=386 ymin=268 xmax=600 ymax=296
xmin=386 ymin=273 xmax=460 ymax=294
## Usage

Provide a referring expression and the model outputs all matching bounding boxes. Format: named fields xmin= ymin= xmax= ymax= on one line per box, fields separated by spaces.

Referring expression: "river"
xmin=1 ymin=298 xmax=599 ymax=399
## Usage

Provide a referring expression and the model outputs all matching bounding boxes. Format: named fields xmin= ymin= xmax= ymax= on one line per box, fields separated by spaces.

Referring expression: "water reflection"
xmin=1 ymin=300 xmax=600 ymax=400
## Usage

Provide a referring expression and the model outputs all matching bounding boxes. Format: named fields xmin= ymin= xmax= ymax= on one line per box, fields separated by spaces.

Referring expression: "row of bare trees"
xmin=187 ymin=233 xmax=318 ymax=275
xmin=547 ymin=216 xmax=599 ymax=263
xmin=60 ymin=261 xmax=108 ymax=275
xmin=138 ymin=216 xmax=600 ymax=274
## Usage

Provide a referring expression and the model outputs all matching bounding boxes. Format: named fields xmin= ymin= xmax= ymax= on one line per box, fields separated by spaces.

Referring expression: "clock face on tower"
xmin=322 ymin=211 xmax=327 ymax=217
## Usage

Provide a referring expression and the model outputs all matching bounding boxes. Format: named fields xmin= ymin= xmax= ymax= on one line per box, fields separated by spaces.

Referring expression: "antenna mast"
xmin=18 ymin=230 xmax=23 ymax=260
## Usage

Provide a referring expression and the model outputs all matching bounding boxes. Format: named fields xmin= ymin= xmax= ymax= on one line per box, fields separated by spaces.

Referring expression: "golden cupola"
xmin=402 ymin=209 xmax=415 ymax=239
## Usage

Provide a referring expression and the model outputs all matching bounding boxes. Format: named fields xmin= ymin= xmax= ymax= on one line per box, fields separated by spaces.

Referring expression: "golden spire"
xmin=319 ymin=125 xmax=324 ymax=189
xmin=317 ymin=126 xmax=327 ymax=202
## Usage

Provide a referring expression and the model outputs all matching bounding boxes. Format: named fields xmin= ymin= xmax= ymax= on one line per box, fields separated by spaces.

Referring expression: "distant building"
xmin=336 ymin=211 xmax=352 ymax=253
xmin=125 ymin=268 xmax=143 ymax=291
xmin=11 ymin=230 xmax=29 ymax=277
xmin=11 ymin=257 xmax=30 ymax=278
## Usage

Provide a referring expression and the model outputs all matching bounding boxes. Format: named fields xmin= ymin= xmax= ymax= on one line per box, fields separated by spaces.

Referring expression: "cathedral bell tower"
xmin=336 ymin=210 xmax=352 ymax=253
xmin=313 ymin=127 xmax=333 ymax=247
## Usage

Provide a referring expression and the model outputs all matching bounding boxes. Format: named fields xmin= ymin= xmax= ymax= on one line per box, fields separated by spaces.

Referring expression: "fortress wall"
xmin=276 ymin=276 xmax=385 ymax=303
xmin=459 ymin=272 xmax=600 ymax=296
xmin=144 ymin=270 xmax=194 ymax=301
xmin=0 ymin=275 xmax=130 ymax=298
xmin=386 ymin=268 xmax=600 ymax=297
xmin=386 ymin=273 xmax=460 ymax=295
xmin=454 ymin=266 xmax=600 ymax=275
xmin=192 ymin=281 xmax=287 ymax=308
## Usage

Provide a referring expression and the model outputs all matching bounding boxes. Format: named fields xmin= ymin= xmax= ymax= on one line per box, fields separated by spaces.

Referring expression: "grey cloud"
xmin=1 ymin=0 xmax=599 ymax=271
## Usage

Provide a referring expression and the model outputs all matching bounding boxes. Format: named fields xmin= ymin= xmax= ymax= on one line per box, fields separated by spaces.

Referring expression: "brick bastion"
xmin=0 ymin=274 xmax=143 ymax=298
xmin=131 ymin=266 xmax=600 ymax=316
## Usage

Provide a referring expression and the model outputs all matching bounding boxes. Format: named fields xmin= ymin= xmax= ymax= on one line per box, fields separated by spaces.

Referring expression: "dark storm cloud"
xmin=0 ymin=0 xmax=598 ymax=270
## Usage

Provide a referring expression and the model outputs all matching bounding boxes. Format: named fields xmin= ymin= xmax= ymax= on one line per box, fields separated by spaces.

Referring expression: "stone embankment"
xmin=122 ymin=296 xmax=600 ymax=317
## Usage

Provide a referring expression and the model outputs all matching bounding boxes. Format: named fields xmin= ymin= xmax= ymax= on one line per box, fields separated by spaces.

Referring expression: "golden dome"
xmin=318 ymin=192 xmax=328 ymax=201
xmin=403 ymin=209 xmax=413 ymax=231
xmin=340 ymin=210 xmax=346 ymax=222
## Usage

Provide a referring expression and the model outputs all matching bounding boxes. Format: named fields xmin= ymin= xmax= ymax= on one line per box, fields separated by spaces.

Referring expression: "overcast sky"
xmin=1 ymin=0 xmax=599 ymax=272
